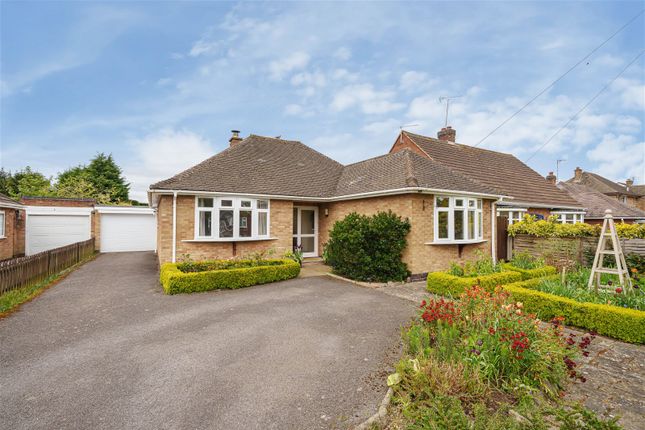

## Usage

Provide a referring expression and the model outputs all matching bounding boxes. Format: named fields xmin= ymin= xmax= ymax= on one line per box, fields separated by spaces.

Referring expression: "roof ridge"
xmin=403 ymin=131 xmax=515 ymax=157
xmin=342 ymin=148 xmax=412 ymax=167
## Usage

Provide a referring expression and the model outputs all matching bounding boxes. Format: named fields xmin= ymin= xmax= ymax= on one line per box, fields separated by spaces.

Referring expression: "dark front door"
xmin=496 ymin=216 xmax=509 ymax=262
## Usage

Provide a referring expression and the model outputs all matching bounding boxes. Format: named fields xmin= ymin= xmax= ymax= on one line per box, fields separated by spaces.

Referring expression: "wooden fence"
xmin=0 ymin=238 xmax=95 ymax=295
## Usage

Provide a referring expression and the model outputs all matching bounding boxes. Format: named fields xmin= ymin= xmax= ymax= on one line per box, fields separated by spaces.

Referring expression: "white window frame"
xmin=0 ymin=210 xmax=5 ymax=238
xmin=433 ymin=195 xmax=484 ymax=244
xmin=551 ymin=211 xmax=585 ymax=224
xmin=194 ymin=196 xmax=270 ymax=240
xmin=496 ymin=207 xmax=528 ymax=225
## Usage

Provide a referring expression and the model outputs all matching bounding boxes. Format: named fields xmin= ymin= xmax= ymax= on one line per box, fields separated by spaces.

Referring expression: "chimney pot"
xmin=229 ymin=130 xmax=243 ymax=147
xmin=626 ymin=178 xmax=634 ymax=190
xmin=546 ymin=171 xmax=556 ymax=185
xmin=574 ymin=167 xmax=583 ymax=182
xmin=437 ymin=126 xmax=456 ymax=142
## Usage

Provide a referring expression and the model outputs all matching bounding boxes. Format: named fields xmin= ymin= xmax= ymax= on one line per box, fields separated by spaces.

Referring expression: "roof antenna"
xmin=556 ymin=159 xmax=567 ymax=181
xmin=399 ymin=123 xmax=419 ymax=145
xmin=438 ymin=95 xmax=462 ymax=127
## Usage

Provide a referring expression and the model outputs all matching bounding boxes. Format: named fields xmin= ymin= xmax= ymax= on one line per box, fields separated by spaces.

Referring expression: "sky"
xmin=1 ymin=1 xmax=644 ymax=202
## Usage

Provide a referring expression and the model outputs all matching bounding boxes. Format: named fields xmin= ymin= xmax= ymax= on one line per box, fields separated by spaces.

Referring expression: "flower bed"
xmin=159 ymin=259 xmax=300 ymax=294
xmin=384 ymin=286 xmax=619 ymax=429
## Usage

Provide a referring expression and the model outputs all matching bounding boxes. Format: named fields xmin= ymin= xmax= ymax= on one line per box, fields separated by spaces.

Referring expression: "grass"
xmin=0 ymin=254 xmax=96 ymax=317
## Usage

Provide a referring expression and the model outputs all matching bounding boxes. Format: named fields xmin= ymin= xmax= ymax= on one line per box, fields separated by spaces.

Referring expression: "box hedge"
xmin=501 ymin=263 xmax=557 ymax=280
xmin=502 ymin=278 xmax=645 ymax=344
xmin=160 ymin=259 xmax=300 ymax=294
xmin=426 ymin=271 xmax=522 ymax=297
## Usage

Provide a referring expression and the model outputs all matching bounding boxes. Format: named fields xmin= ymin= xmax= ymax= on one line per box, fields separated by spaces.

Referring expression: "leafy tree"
xmin=11 ymin=167 xmax=52 ymax=198
xmin=0 ymin=168 xmax=15 ymax=196
xmin=85 ymin=153 xmax=130 ymax=203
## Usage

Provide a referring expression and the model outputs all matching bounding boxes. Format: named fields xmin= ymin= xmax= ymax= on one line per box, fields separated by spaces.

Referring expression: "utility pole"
xmin=439 ymin=96 xmax=462 ymax=127
xmin=556 ymin=159 xmax=567 ymax=181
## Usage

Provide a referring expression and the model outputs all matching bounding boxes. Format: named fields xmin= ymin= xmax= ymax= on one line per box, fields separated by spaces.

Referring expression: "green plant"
xmin=426 ymin=271 xmax=522 ymax=297
xmin=160 ymin=259 xmax=300 ymax=294
xmin=508 ymin=217 xmax=645 ymax=239
xmin=501 ymin=262 xmax=557 ymax=280
xmin=325 ymin=211 xmax=411 ymax=282
xmin=510 ymin=251 xmax=544 ymax=269
xmin=446 ymin=250 xmax=501 ymax=277
xmin=284 ymin=245 xmax=303 ymax=266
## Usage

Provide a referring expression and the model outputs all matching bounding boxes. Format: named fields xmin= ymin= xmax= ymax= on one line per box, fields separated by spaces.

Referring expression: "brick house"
xmin=149 ymin=132 xmax=507 ymax=275
xmin=389 ymin=128 xmax=585 ymax=225
xmin=566 ymin=167 xmax=645 ymax=212
xmin=0 ymin=193 xmax=25 ymax=260
xmin=557 ymin=182 xmax=645 ymax=225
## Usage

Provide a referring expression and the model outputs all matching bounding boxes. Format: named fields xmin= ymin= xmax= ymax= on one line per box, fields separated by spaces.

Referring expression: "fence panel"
xmin=0 ymin=238 xmax=94 ymax=295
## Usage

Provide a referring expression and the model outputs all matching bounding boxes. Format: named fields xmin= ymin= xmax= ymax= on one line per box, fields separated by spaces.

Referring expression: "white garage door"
xmin=27 ymin=214 xmax=91 ymax=255
xmin=100 ymin=212 xmax=156 ymax=252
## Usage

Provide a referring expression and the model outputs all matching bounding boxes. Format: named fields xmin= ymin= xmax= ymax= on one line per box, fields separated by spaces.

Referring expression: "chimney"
xmin=437 ymin=126 xmax=456 ymax=142
xmin=546 ymin=171 xmax=556 ymax=185
xmin=626 ymin=178 xmax=634 ymax=190
xmin=229 ymin=130 xmax=243 ymax=147
xmin=574 ymin=167 xmax=583 ymax=182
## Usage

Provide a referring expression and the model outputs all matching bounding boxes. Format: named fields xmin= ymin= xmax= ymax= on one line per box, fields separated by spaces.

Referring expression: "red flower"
xmin=615 ymin=287 xmax=623 ymax=294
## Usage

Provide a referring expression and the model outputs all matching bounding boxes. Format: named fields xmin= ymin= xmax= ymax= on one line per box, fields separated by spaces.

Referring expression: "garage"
xmin=98 ymin=207 xmax=156 ymax=253
xmin=26 ymin=207 xmax=93 ymax=255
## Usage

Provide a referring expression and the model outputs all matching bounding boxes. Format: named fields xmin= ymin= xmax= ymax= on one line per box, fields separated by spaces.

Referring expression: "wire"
xmin=524 ymin=49 xmax=644 ymax=163
xmin=473 ymin=8 xmax=644 ymax=148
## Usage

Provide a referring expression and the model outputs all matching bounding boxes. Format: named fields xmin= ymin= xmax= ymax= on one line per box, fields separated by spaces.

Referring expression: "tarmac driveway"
xmin=0 ymin=252 xmax=415 ymax=430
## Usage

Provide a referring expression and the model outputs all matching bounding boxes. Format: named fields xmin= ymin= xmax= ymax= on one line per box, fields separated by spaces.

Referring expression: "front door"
xmin=293 ymin=206 xmax=318 ymax=258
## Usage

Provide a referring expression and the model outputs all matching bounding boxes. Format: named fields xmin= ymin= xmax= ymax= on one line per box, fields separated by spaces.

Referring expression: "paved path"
xmin=0 ymin=252 xmax=416 ymax=430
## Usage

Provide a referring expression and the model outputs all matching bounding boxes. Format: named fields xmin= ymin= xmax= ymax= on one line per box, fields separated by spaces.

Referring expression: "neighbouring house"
xmin=0 ymin=193 xmax=26 ymax=260
xmin=149 ymin=132 xmax=507 ymax=275
xmin=557 ymin=182 xmax=645 ymax=224
xmin=566 ymin=167 xmax=645 ymax=211
xmin=19 ymin=196 xmax=156 ymax=255
xmin=389 ymin=128 xmax=585 ymax=224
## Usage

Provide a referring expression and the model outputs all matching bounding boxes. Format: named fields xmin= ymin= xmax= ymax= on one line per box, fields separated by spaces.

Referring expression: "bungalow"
xmin=149 ymin=131 xmax=507 ymax=275
xmin=566 ymin=167 xmax=645 ymax=211
xmin=0 ymin=193 xmax=25 ymax=260
xmin=389 ymin=128 xmax=585 ymax=225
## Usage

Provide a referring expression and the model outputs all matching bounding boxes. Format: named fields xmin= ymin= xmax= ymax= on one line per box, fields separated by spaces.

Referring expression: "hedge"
xmin=426 ymin=271 xmax=522 ymax=297
xmin=502 ymin=279 xmax=645 ymax=344
xmin=160 ymin=259 xmax=301 ymax=294
xmin=501 ymin=263 xmax=557 ymax=280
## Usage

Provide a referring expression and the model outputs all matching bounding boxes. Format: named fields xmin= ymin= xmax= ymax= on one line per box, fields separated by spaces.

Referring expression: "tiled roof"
xmin=558 ymin=182 xmax=645 ymax=219
xmin=336 ymin=150 xmax=500 ymax=196
xmin=631 ymin=185 xmax=645 ymax=196
xmin=566 ymin=171 xmax=638 ymax=196
xmin=402 ymin=132 xmax=582 ymax=208
xmin=0 ymin=193 xmax=22 ymax=208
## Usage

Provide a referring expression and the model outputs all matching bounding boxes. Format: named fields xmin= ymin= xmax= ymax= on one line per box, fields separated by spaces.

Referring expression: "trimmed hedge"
xmin=502 ymin=279 xmax=645 ymax=344
xmin=426 ymin=271 xmax=522 ymax=297
xmin=160 ymin=259 xmax=300 ymax=294
xmin=501 ymin=263 xmax=557 ymax=280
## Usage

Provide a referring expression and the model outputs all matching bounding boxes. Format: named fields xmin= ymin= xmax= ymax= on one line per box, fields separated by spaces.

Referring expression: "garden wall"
xmin=511 ymin=234 xmax=645 ymax=267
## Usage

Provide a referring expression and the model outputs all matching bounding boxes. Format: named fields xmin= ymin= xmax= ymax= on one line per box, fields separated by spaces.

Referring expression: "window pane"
xmin=438 ymin=211 xmax=449 ymax=239
xmin=477 ymin=200 xmax=482 ymax=209
xmin=478 ymin=212 xmax=483 ymax=238
xmin=293 ymin=208 xmax=298 ymax=234
xmin=454 ymin=210 xmax=464 ymax=240
xmin=258 ymin=212 xmax=268 ymax=236
xmin=301 ymin=236 xmax=315 ymax=253
xmin=220 ymin=199 xmax=233 ymax=207
xmin=301 ymin=210 xmax=315 ymax=235
xmin=0 ymin=213 xmax=4 ymax=236
xmin=566 ymin=214 xmax=574 ymax=222
xmin=239 ymin=210 xmax=252 ymax=237
xmin=469 ymin=200 xmax=475 ymax=208
xmin=241 ymin=200 xmax=251 ymax=208
xmin=257 ymin=200 xmax=268 ymax=209
xmin=219 ymin=210 xmax=234 ymax=238
xmin=199 ymin=211 xmax=212 ymax=236
xmin=455 ymin=199 xmax=464 ymax=207
xmin=198 ymin=198 xmax=213 ymax=208
xmin=436 ymin=197 xmax=449 ymax=208
xmin=292 ymin=237 xmax=298 ymax=250
xmin=468 ymin=210 xmax=475 ymax=240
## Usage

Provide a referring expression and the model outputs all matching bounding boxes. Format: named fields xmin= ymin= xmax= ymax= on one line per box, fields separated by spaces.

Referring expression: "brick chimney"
xmin=574 ymin=167 xmax=583 ymax=182
xmin=437 ymin=126 xmax=456 ymax=142
xmin=626 ymin=178 xmax=634 ymax=190
xmin=546 ymin=171 xmax=556 ymax=185
xmin=229 ymin=130 xmax=243 ymax=147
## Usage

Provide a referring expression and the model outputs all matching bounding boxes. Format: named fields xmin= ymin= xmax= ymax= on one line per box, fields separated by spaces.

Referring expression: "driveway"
xmin=0 ymin=252 xmax=415 ymax=430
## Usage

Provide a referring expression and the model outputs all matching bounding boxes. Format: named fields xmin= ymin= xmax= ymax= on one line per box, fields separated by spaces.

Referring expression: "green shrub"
xmin=509 ymin=251 xmax=544 ymax=269
xmin=160 ymin=259 xmax=300 ymax=294
xmin=447 ymin=250 xmax=501 ymax=277
xmin=501 ymin=263 xmax=557 ymax=280
xmin=508 ymin=216 xmax=645 ymax=239
xmin=325 ymin=211 xmax=411 ymax=282
xmin=502 ymin=279 xmax=645 ymax=344
xmin=426 ymin=271 xmax=522 ymax=297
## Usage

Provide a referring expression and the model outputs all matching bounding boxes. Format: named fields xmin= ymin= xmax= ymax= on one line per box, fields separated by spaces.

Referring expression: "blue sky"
xmin=1 ymin=1 xmax=644 ymax=201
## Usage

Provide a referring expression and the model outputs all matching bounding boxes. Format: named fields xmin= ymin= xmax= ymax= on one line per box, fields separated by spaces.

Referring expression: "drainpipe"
xmin=172 ymin=191 xmax=177 ymax=263
xmin=491 ymin=201 xmax=497 ymax=264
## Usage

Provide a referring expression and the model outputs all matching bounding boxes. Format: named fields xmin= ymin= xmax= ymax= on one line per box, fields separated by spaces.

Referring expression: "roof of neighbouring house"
xmin=565 ymin=170 xmax=639 ymax=196
xmin=0 ymin=193 xmax=23 ymax=209
xmin=558 ymin=182 xmax=645 ymax=219
xmin=150 ymin=134 xmax=505 ymax=199
xmin=632 ymin=185 xmax=645 ymax=196
xmin=399 ymin=131 xmax=583 ymax=208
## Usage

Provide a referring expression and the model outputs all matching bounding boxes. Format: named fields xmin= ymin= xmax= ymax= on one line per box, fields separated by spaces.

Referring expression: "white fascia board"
xmin=95 ymin=206 xmax=155 ymax=215
xmin=25 ymin=206 xmax=94 ymax=216
xmin=0 ymin=202 xmax=25 ymax=210
xmin=497 ymin=200 xmax=585 ymax=210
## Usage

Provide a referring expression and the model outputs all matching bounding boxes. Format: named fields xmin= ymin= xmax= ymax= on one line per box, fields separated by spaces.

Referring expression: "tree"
xmin=0 ymin=168 xmax=15 ymax=196
xmin=11 ymin=167 xmax=52 ymax=198
xmin=85 ymin=153 xmax=130 ymax=203
xmin=55 ymin=166 xmax=99 ymax=200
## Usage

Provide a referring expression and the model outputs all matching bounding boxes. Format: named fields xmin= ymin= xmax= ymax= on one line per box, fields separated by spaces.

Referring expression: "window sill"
xmin=426 ymin=239 xmax=488 ymax=245
xmin=183 ymin=237 xmax=278 ymax=243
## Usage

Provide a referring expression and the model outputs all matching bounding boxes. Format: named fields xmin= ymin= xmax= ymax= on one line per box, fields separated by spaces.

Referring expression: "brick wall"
xmin=0 ymin=208 xmax=25 ymax=260
xmin=20 ymin=197 xmax=95 ymax=207
xmin=389 ymin=132 xmax=428 ymax=157
xmin=92 ymin=212 xmax=101 ymax=251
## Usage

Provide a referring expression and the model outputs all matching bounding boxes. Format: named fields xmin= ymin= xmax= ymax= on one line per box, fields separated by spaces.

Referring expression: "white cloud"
xmin=400 ymin=71 xmax=433 ymax=91
xmin=587 ymin=134 xmax=645 ymax=183
xmin=268 ymin=52 xmax=310 ymax=80
xmin=612 ymin=77 xmax=645 ymax=110
xmin=330 ymin=68 xmax=359 ymax=82
xmin=330 ymin=83 xmax=404 ymax=114
xmin=189 ymin=39 xmax=220 ymax=57
xmin=284 ymin=103 xmax=305 ymax=116
xmin=124 ymin=128 xmax=214 ymax=200
xmin=290 ymin=71 xmax=326 ymax=87
xmin=333 ymin=47 xmax=352 ymax=61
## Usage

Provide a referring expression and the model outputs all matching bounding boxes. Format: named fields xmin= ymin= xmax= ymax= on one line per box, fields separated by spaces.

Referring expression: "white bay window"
xmin=434 ymin=196 xmax=484 ymax=243
xmin=195 ymin=196 xmax=270 ymax=240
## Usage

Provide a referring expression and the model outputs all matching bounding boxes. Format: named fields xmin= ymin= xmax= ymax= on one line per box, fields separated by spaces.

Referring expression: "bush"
xmin=502 ymin=279 xmax=645 ymax=344
xmin=325 ymin=211 xmax=411 ymax=282
xmin=426 ymin=271 xmax=522 ymax=297
xmin=160 ymin=259 xmax=300 ymax=294
xmin=509 ymin=251 xmax=544 ymax=269
xmin=447 ymin=250 xmax=501 ymax=277
xmin=501 ymin=263 xmax=557 ymax=280
xmin=508 ymin=215 xmax=645 ymax=239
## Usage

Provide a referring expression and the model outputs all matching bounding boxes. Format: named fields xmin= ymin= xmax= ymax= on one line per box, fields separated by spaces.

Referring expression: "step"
xmin=599 ymin=250 xmax=620 ymax=255
xmin=593 ymin=268 xmax=628 ymax=275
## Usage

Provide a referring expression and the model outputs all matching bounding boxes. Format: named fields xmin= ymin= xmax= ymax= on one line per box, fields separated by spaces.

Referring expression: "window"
xmin=552 ymin=212 xmax=584 ymax=224
xmin=195 ymin=197 xmax=270 ymax=240
xmin=0 ymin=211 xmax=4 ymax=237
xmin=496 ymin=208 xmax=527 ymax=225
xmin=434 ymin=196 xmax=484 ymax=243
